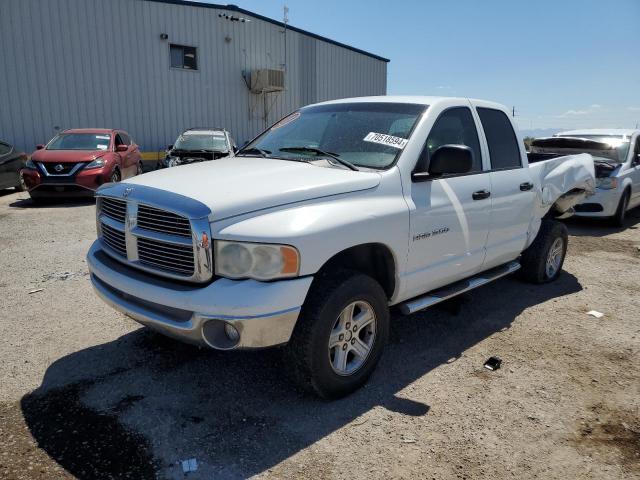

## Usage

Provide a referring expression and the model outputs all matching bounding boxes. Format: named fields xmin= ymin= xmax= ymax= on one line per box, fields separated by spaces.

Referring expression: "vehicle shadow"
xmin=9 ymin=197 xmax=95 ymax=209
xmin=564 ymin=207 xmax=640 ymax=237
xmin=20 ymin=272 xmax=582 ymax=479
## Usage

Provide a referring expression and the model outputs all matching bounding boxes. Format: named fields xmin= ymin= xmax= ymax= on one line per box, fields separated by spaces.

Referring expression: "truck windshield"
xmin=47 ymin=133 xmax=111 ymax=151
xmin=556 ymin=134 xmax=630 ymax=162
xmin=243 ymin=102 xmax=427 ymax=169
xmin=174 ymin=134 xmax=228 ymax=152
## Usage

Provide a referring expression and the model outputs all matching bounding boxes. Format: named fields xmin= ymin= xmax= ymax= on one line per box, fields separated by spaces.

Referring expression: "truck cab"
xmin=87 ymin=96 xmax=594 ymax=398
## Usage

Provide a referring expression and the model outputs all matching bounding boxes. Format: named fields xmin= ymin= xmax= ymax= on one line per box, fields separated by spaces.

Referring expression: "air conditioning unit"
xmin=250 ymin=69 xmax=285 ymax=93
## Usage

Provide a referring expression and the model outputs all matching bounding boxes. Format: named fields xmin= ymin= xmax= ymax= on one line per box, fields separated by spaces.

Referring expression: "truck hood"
xmin=124 ymin=157 xmax=381 ymax=220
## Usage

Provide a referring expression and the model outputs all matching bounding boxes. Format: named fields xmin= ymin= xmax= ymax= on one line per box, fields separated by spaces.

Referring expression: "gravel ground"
xmin=0 ymin=188 xmax=638 ymax=480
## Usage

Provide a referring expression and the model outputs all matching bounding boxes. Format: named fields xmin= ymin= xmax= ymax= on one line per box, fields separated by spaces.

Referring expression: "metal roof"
xmin=143 ymin=0 xmax=390 ymax=63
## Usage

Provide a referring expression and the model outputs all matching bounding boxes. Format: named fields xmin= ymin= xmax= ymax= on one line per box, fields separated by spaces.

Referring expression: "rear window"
xmin=477 ymin=108 xmax=522 ymax=170
xmin=47 ymin=133 xmax=111 ymax=151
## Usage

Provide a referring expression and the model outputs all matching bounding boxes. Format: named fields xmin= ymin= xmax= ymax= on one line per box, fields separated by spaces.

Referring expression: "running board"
xmin=398 ymin=261 xmax=521 ymax=315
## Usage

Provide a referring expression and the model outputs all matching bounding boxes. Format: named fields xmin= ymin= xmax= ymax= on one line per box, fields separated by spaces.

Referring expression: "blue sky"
xmin=210 ymin=0 xmax=640 ymax=132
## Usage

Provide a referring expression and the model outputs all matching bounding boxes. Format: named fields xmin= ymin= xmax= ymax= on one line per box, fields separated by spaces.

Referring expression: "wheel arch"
xmin=315 ymin=243 xmax=397 ymax=300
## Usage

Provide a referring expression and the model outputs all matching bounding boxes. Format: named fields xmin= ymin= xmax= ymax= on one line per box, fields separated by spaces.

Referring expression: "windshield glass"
xmin=556 ymin=134 xmax=630 ymax=162
xmin=47 ymin=133 xmax=111 ymax=151
xmin=174 ymin=133 xmax=228 ymax=152
xmin=243 ymin=102 xmax=427 ymax=169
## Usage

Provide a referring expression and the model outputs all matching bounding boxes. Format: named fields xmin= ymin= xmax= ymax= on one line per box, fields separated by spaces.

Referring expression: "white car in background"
xmin=530 ymin=129 xmax=640 ymax=226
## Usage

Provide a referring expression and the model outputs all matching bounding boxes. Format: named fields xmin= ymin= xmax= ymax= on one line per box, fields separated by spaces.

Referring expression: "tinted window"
xmin=0 ymin=142 xmax=11 ymax=155
xmin=477 ymin=108 xmax=522 ymax=169
xmin=170 ymin=44 xmax=197 ymax=70
xmin=120 ymin=133 xmax=131 ymax=145
xmin=417 ymin=107 xmax=482 ymax=173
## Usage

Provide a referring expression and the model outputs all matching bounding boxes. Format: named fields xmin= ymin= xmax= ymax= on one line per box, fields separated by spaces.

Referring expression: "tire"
xmin=609 ymin=189 xmax=630 ymax=228
xmin=285 ymin=270 xmax=390 ymax=399
xmin=518 ymin=219 xmax=568 ymax=284
xmin=14 ymin=171 xmax=26 ymax=192
xmin=110 ymin=169 xmax=121 ymax=183
xmin=137 ymin=162 xmax=144 ymax=176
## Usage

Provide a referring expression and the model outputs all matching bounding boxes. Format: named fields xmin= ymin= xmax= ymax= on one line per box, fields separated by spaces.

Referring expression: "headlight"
xmin=85 ymin=157 xmax=106 ymax=169
xmin=215 ymin=241 xmax=300 ymax=280
xmin=25 ymin=159 xmax=37 ymax=169
xmin=596 ymin=177 xmax=617 ymax=190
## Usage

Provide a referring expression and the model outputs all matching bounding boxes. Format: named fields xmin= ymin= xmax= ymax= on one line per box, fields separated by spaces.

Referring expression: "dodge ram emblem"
xmin=54 ymin=164 xmax=64 ymax=172
xmin=123 ymin=187 xmax=134 ymax=197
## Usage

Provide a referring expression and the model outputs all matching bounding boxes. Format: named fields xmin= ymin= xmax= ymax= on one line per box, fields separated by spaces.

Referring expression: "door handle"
xmin=520 ymin=182 xmax=534 ymax=191
xmin=472 ymin=189 xmax=491 ymax=200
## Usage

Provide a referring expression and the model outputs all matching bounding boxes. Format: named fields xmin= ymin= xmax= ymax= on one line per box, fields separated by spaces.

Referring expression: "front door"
xmin=405 ymin=106 xmax=492 ymax=299
xmin=629 ymin=136 xmax=640 ymax=206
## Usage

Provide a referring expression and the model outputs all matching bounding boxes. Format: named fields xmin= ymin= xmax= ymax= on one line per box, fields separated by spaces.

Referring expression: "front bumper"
xmin=87 ymin=240 xmax=313 ymax=349
xmin=574 ymin=187 xmax=620 ymax=217
xmin=22 ymin=166 xmax=110 ymax=197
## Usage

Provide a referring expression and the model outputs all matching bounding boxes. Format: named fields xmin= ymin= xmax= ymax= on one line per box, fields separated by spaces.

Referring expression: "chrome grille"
xmin=137 ymin=237 xmax=195 ymax=276
xmin=96 ymin=185 xmax=212 ymax=283
xmin=101 ymin=198 xmax=127 ymax=223
xmin=137 ymin=204 xmax=191 ymax=237
xmin=101 ymin=223 xmax=126 ymax=257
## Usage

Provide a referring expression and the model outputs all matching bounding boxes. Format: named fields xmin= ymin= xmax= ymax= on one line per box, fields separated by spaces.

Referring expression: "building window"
xmin=170 ymin=44 xmax=197 ymax=70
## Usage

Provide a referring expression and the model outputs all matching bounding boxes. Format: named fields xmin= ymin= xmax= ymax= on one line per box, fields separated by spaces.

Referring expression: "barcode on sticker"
xmin=363 ymin=132 xmax=408 ymax=149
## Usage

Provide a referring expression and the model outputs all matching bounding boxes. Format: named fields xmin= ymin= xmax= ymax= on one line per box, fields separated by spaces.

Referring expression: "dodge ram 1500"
xmin=87 ymin=96 xmax=595 ymax=398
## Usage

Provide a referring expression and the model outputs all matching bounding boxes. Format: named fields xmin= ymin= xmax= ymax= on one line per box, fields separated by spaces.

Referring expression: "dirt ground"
xmin=0 ymin=188 xmax=638 ymax=480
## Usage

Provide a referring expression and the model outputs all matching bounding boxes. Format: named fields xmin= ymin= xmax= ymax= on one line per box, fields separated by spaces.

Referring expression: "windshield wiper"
xmin=279 ymin=147 xmax=359 ymax=171
xmin=236 ymin=147 xmax=272 ymax=158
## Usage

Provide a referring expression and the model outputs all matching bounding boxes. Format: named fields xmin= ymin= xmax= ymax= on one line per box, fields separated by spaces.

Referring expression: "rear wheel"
xmin=519 ymin=219 xmax=568 ymax=284
xmin=286 ymin=270 xmax=389 ymax=399
xmin=610 ymin=189 xmax=630 ymax=227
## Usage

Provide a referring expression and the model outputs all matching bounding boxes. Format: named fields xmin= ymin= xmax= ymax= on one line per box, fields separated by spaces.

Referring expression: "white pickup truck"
xmin=87 ymin=96 xmax=594 ymax=399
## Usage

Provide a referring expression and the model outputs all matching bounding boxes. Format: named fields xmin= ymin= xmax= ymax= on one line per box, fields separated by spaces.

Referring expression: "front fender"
xmin=213 ymin=188 xmax=409 ymax=277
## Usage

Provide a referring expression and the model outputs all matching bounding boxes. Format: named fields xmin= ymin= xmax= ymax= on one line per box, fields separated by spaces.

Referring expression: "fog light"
xmin=224 ymin=322 xmax=240 ymax=342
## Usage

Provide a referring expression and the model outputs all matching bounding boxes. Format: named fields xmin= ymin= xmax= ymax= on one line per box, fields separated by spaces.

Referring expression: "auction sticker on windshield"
xmin=363 ymin=132 xmax=408 ymax=149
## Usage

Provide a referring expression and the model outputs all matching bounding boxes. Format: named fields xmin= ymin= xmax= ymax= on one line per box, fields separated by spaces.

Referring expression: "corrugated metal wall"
xmin=0 ymin=0 xmax=388 ymax=153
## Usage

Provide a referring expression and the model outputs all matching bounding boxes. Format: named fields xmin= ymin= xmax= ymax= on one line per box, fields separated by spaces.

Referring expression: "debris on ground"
xmin=28 ymin=288 xmax=44 ymax=294
xmin=586 ymin=310 xmax=604 ymax=319
xmin=181 ymin=458 xmax=198 ymax=473
xmin=484 ymin=356 xmax=502 ymax=371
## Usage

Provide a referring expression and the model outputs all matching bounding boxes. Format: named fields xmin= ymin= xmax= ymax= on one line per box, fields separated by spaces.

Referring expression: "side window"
xmin=417 ymin=107 xmax=482 ymax=173
xmin=115 ymin=134 xmax=125 ymax=147
xmin=477 ymin=107 xmax=522 ymax=170
xmin=120 ymin=133 xmax=131 ymax=145
xmin=0 ymin=142 xmax=11 ymax=155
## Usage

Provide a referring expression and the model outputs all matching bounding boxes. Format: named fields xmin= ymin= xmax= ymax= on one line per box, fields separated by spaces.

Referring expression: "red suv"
xmin=22 ymin=129 xmax=143 ymax=201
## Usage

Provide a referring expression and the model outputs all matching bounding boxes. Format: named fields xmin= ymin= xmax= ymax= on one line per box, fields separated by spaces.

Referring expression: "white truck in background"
xmin=87 ymin=96 xmax=595 ymax=399
xmin=530 ymin=129 xmax=640 ymax=226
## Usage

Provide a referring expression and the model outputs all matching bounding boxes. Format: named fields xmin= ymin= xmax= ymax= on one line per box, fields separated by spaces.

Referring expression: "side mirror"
xmin=413 ymin=144 xmax=473 ymax=181
xmin=36 ymin=144 xmax=45 ymax=150
xmin=167 ymin=144 xmax=173 ymax=150
xmin=115 ymin=144 xmax=128 ymax=152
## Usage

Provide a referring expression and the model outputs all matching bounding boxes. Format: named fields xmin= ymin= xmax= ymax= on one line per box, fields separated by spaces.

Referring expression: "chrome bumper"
xmin=88 ymin=241 xmax=313 ymax=350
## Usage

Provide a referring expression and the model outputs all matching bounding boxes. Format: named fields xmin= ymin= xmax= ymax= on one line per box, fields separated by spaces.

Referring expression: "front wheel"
xmin=14 ymin=171 xmax=26 ymax=192
xmin=519 ymin=219 xmax=568 ymax=284
xmin=286 ymin=271 xmax=389 ymax=399
xmin=610 ymin=189 xmax=630 ymax=227
xmin=109 ymin=169 xmax=121 ymax=183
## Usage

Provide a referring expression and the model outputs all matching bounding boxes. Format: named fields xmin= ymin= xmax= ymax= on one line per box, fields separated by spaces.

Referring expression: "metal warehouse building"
xmin=0 ymin=0 xmax=389 ymax=160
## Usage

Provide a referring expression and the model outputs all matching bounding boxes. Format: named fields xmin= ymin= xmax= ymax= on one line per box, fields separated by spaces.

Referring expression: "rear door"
xmin=405 ymin=105 xmax=492 ymax=298
xmin=474 ymin=104 xmax=535 ymax=269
